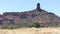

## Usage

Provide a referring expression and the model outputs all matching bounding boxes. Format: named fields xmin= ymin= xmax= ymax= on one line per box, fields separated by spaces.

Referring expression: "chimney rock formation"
xmin=36 ymin=3 xmax=41 ymax=11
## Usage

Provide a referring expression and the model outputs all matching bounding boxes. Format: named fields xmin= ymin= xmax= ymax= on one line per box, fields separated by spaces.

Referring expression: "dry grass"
xmin=0 ymin=27 xmax=60 ymax=34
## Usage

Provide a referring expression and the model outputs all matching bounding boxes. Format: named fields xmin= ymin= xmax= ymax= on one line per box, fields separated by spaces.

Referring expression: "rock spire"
xmin=36 ymin=3 xmax=41 ymax=11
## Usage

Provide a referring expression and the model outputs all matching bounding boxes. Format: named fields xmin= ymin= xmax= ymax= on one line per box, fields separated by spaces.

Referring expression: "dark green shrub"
xmin=31 ymin=22 xmax=41 ymax=28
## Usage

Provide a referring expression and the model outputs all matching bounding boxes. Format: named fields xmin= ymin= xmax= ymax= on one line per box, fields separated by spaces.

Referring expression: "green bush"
xmin=31 ymin=22 xmax=41 ymax=28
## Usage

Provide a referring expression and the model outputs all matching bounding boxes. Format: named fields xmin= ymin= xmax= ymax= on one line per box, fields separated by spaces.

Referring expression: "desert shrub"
xmin=30 ymin=22 xmax=41 ymax=28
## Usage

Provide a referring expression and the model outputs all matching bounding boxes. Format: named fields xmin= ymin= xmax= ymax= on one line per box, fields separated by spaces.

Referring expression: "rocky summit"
xmin=0 ymin=3 xmax=60 ymax=27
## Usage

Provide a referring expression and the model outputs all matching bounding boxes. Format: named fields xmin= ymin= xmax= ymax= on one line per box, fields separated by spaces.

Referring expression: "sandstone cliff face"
xmin=0 ymin=3 xmax=60 ymax=27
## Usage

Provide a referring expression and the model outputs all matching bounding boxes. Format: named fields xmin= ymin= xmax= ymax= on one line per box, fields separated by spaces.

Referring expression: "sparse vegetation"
xmin=0 ymin=22 xmax=42 ymax=29
xmin=1 ymin=25 xmax=20 ymax=29
xmin=0 ymin=22 xmax=60 ymax=29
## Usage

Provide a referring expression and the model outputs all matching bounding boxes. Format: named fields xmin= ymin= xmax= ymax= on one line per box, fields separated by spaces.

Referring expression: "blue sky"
xmin=0 ymin=0 xmax=60 ymax=17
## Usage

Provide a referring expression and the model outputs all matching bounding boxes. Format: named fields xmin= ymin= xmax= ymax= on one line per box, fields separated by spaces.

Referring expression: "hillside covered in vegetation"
xmin=0 ymin=3 xmax=60 ymax=29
